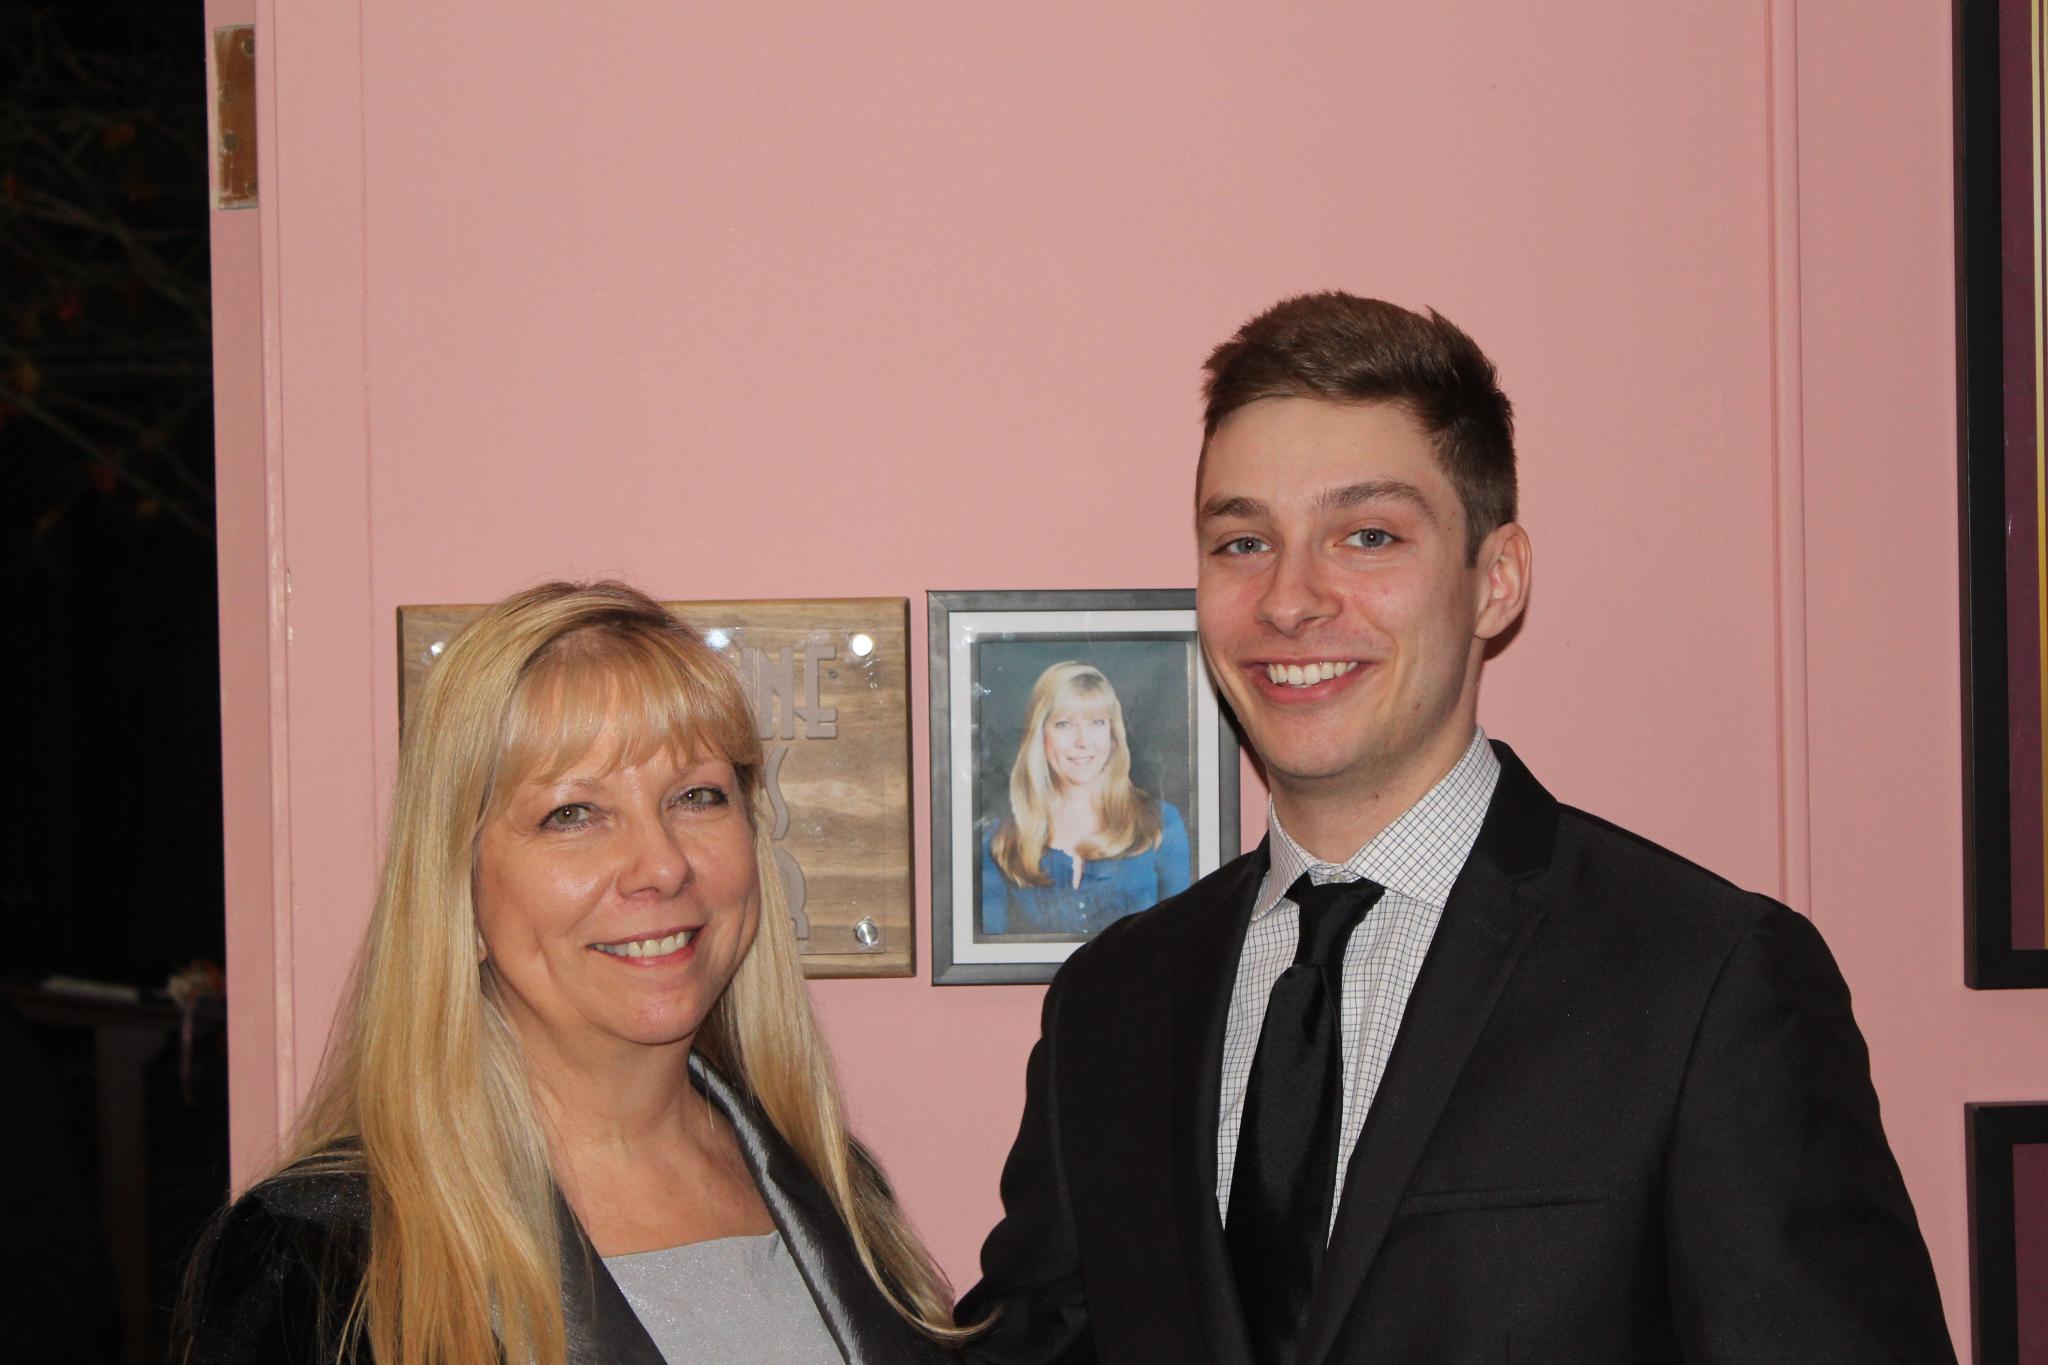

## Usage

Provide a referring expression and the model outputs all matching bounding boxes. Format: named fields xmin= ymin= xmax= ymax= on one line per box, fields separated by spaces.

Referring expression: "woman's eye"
xmin=677 ymin=785 xmax=729 ymax=808
xmin=540 ymin=803 xmax=592 ymax=829
xmin=1345 ymin=527 xmax=1398 ymax=550
xmin=1215 ymin=535 xmax=1268 ymax=556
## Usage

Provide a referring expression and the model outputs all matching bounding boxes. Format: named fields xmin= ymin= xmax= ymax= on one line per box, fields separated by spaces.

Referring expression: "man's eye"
xmin=677 ymin=785 xmax=729 ymax=808
xmin=1215 ymin=535 xmax=1268 ymax=556
xmin=540 ymin=803 xmax=592 ymax=829
xmin=1344 ymin=527 xmax=1398 ymax=550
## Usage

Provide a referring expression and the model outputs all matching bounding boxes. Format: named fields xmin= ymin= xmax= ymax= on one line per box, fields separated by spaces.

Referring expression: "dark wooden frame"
xmin=1956 ymin=0 xmax=2048 ymax=987
xmin=1966 ymin=1102 xmax=2048 ymax=1363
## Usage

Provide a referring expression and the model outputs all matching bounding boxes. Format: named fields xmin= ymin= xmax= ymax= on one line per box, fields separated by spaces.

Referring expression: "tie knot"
xmin=1285 ymin=873 xmax=1384 ymax=967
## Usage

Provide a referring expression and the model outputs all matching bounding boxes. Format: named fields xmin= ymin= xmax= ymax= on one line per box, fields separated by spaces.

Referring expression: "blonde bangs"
xmin=491 ymin=626 xmax=762 ymax=813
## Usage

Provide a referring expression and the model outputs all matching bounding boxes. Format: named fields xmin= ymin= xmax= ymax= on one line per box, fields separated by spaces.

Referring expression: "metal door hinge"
xmin=211 ymin=26 xmax=256 ymax=210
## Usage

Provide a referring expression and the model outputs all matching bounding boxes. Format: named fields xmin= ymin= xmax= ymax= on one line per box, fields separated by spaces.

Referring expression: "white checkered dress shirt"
xmin=1216 ymin=728 xmax=1500 ymax=1229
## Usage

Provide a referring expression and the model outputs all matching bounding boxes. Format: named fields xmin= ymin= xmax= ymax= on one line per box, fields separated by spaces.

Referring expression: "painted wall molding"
xmin=1768 ymin=0 xmax=1814 ymax=916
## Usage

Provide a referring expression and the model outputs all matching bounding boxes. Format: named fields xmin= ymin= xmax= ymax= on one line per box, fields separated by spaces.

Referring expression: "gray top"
xmin=602 ymin=1230 xmax=844 ymax=1364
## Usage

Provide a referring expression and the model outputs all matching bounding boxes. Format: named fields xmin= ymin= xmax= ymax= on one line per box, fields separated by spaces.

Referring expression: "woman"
xmin=185 ymin=582 xmax=964 ymax=1364
xmin=979 ymin=661 xmax=1191 ymax=937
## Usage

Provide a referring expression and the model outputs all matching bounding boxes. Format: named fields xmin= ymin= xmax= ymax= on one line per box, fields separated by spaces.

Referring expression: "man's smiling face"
xmin=1196 ymin=396 xmax=1524 ymax=816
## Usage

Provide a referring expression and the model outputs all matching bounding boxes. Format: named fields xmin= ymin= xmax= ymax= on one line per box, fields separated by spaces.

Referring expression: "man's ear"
xmin=1473 ymin=521 xmax=1531 ymax=641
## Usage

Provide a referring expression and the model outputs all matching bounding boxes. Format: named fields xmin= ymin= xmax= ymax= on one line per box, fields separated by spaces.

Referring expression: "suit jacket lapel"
xmin=1296 ymin=743 xmax=1558 ymax=1364
xmin=556 ymin=1058 xmax=935 ymax=1365
xmin=1168 ymin=844 xmax=1268 ymax=1365
xmin=691 ymin=1055 xmax=943 ymax=1364
xmin=556 ymin=1198 xmax=669 ymax=1365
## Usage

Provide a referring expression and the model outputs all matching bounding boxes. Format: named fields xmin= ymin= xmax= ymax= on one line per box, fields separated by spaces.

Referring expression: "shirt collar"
xmin=1255 ymin=727 xmax=1501 ymax=919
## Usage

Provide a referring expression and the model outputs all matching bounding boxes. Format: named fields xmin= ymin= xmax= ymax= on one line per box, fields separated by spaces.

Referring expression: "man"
xmin=958 ymin=293 xmax=1951 ymax=1362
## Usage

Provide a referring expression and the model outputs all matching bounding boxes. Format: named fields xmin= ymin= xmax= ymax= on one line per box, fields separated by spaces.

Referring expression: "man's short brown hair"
xmin=1201 ymin=292 xmax=1516 ymax=561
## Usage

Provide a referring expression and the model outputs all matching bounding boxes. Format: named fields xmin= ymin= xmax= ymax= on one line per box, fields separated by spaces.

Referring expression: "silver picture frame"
xmin=929 ymin=589 xmax=1241 ymax=985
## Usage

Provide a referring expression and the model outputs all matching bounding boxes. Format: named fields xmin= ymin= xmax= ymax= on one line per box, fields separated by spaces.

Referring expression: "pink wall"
xmin=208 ymin=2 xmax=2047 ymax=1354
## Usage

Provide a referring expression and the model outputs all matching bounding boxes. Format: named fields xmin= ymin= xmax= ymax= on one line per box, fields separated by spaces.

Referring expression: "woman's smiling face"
xmin=1042 ymin=697 xmax=1115 ymax=790
xmin=474 ymin=732 xmax=761 ymax=1066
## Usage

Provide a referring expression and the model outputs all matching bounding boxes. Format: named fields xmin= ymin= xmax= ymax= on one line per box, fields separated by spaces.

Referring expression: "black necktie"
xmin=1227 ymin=872 xmax=1385 ymax=1363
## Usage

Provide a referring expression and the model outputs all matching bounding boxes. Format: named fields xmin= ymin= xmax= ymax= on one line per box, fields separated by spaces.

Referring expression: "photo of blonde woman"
xmin=979 ymin=661 xmax=1191 ymax=936
xmin=930 ymin=590 xmax=1239 ymax=983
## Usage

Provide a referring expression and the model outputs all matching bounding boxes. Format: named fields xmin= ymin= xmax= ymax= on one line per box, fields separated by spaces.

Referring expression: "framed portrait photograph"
xmin=1966 ymin=1102 xmax=2048 ymax=1363
xmin=1956 ymin=0 xmax=2048 ymax=987
xmin=929 ymin=589 xmax=1240 ymax=985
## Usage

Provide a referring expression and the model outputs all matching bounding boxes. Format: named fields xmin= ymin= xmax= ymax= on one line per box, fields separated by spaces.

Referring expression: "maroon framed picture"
xmin=1957 ymin=0 xmax=2048 ymax=988
xmin=1968 ymin=1103 xmax=2048 ymax=1363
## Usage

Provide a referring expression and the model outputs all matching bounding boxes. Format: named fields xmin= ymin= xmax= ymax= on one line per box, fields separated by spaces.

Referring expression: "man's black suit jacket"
xmin=958 ymin=741 xmax=1952 ymax=1363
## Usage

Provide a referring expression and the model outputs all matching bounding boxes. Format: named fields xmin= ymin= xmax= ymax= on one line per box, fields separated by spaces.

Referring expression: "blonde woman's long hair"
xmin=990 ymin=661 xmax=1163 ymax=888
xmin=268 ymin=581 xmax=964 ymax=1363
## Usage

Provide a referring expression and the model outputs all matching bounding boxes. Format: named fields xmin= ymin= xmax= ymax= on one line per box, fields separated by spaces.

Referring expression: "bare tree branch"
xmin=3 ymin=3 xmax=215 ymax=546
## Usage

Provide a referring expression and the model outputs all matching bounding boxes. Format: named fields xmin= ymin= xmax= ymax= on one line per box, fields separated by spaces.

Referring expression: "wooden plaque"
xmin=398 ymin=598 xmax=913 ymax=978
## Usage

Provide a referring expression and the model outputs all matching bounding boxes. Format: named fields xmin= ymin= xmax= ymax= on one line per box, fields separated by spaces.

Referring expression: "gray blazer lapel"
xmin=692 ymin=1055 xmax=941 ymax=1365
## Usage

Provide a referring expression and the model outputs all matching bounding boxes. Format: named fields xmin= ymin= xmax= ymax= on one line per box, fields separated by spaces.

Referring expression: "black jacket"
xmin=187 ymin=1058 xmax=949 ymax=1363
xmin=959 ymin=741 xmax=1953 ymax=1363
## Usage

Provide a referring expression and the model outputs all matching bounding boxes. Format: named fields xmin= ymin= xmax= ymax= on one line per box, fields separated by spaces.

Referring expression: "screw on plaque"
xmin=853 ymin=918 xmax=881 ymax=949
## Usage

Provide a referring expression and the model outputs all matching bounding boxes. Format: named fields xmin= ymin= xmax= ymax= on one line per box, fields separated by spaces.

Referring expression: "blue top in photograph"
xmin=978 ymin=803 xmax=1191 ymax=937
